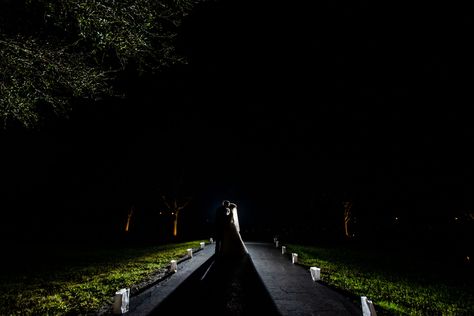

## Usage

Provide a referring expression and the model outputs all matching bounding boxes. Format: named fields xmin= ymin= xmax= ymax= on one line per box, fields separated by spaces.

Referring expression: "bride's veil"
xmin=231 ymin=205 xmax=240 ymax=232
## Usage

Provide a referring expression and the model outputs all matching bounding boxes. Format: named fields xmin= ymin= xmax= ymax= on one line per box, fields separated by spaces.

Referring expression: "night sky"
xmin=1 ymin=1 xmax=473 ymax=246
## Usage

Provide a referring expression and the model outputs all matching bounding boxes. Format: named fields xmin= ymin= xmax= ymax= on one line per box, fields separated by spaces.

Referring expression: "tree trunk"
xmin=344 ymin=216 xmax=350 ymax=238
xmin=125 ymin=207 xmax=134 ymax=232
xmin=173 ymin=211 xmax=179 ymax=237
xmin=343 ymin=201 xmax=352 ymax=238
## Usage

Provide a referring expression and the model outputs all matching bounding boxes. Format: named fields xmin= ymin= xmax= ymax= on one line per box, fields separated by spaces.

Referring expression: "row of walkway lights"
xmin=170 ymin=241 xmax=205 ymax=273
xmin=273 ymin=237 xmax=377 ymax=316
xmin=113 ymin=240 xmax=208 ymax=314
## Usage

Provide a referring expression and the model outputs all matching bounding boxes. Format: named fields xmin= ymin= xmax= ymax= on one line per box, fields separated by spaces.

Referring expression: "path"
xmin=247 ymin=242 xmax=362 ymax=316
xmin=127 ymin=242 xmax=362 ymax=315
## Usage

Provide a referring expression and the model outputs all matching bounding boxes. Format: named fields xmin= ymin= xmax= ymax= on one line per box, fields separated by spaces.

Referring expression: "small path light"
xmin=187 ymin=248 xmax=193 ymax=258
xmin=170 ymin=260 xmax=177 ymax=273
xmin=200 ymin=242 xmax=205 ymax=249
xmin=282 ymin=246 xmax=286 ymax=254
xmin=113 ymin=288 xmax=130 ymax=315
xmin=310 ymin=267 xmax=321 ymax=281
xmin=361 ymin=296 xmax=377 ymax=316
xmin=292 ymin=253 xmax=298 ymax=264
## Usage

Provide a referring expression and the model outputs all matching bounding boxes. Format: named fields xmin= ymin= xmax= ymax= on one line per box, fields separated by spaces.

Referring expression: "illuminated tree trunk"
xmin=343 ymin=201 xmax=352 ymax=238
xmin=125 ymin=206 xmax=134 ymax=232
xmin=173 ymin=211 xmax=179 ymax=237
xmin=161 ymin=196 xmax=189 ymax=238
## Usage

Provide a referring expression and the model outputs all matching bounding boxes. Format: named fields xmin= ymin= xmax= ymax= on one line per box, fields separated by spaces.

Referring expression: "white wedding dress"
xmin=220 ymin=205 xmax=248 ymax=258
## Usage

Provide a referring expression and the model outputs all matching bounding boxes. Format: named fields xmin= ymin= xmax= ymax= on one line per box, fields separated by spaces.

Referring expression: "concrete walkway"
xmin=126 ymin=242 xmax=362 ymax=316
xmin=128 ymin=244 xmax=215 ymax=316
xmin=247 ymin=242 xmax=362 ymax=316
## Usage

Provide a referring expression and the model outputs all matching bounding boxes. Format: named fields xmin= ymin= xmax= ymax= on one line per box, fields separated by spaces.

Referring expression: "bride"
xmin=220 ymin=202 xmax=248 ymax=258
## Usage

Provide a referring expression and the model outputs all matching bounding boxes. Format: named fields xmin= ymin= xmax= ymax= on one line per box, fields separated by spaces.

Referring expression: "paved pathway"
xmin=126 ymin=242 xmax=362 ymax=315
xmin=247 ymin=242 xmax=362 ymax=316
xmin=128 ymin=245 xmax=215 ymax=316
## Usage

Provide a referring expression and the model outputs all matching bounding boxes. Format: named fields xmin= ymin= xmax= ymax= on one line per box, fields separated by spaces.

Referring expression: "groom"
xmin=214 ymin=200 xmax=230 ymax=257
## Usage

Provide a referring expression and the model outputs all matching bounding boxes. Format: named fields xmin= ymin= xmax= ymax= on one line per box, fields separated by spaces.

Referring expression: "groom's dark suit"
xmin=214 ymin=203 xmax=230 ymax=256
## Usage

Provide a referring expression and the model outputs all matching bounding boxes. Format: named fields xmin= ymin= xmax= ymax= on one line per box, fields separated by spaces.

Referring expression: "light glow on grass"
xmin=0 ymin=241 xmax=206 ymax=315
xmin=286 ymin=244 xmax=473 ymax=315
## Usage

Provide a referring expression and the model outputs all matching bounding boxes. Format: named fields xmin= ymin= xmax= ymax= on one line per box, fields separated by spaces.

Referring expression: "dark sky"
xmin=1 ymin=1 xmax=473 ymax=242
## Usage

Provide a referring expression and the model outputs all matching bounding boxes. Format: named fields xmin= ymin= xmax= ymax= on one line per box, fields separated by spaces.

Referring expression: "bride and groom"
xmin=214 ymin=200 xmax=248 ymax=259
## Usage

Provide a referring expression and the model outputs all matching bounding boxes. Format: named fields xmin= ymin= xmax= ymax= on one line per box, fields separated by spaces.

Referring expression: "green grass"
xmin=0 ymin=240 xmax=207 ymax=315
xmin=286 ymin=244 xmax=473 ymax=316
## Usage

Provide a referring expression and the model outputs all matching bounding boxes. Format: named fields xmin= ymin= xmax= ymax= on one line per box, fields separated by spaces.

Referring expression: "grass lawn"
xmin=0 ymin=240 xmax=207 ymax=315
xmin=286 ymin=244 xmax=473 ymax=315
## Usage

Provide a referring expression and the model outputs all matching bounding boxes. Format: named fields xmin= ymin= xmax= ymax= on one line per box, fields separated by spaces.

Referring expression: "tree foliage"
xmin=0 ymin=36 xmax=110 ymax=128
xmin=0 ymin=0 xmax=200 ymax=128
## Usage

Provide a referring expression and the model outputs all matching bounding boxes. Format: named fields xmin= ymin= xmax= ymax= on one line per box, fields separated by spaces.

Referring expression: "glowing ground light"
xmin=113 ymin=288 xmax=130 ymax=314
xmin=170 ymin=260 xmax=177 ymax=273
xmin=292 ymin=253 xmax=298 ymax=264
xmin=310 ymin=267 xmax=321 ymax=281
xmin=361 ymin=296 xmax=377 ymax=316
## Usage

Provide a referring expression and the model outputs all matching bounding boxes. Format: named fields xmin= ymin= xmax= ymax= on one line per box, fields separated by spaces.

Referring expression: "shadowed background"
xmin=0 ymin=1 xmax=472 ymax=256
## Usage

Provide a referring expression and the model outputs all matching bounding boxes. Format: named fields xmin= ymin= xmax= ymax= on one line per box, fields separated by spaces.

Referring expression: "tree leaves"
xmin=0 ymin=36 xmax=111 ymax=128
xmin=0 ymin=0 xmax=200 ymax=128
